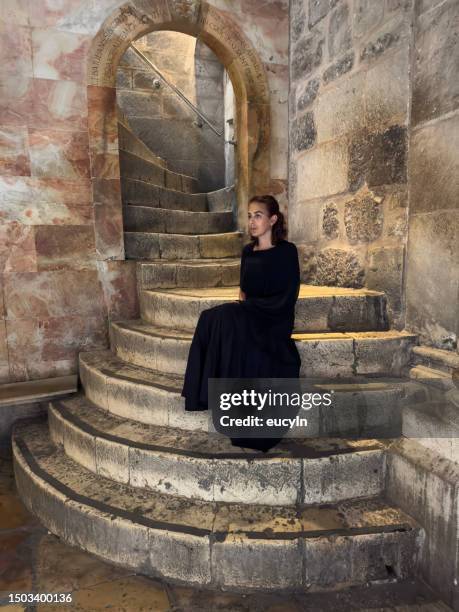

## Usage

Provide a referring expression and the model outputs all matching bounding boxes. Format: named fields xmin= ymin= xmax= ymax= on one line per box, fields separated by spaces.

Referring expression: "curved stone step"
xmin=48 ymin=394 xmax=386 ymax=505
xmin=124 ymin=231 xmax=243 ymax=260
xmin=123 ymin=206 xmax=234 ymax=235
xmin=109 ymin=320 xmax=416 ymax=379
xmin=140 ymin=285 xmax=388 ymax=333
xmin=137 ymin=258 xmax=240 ymax=289
xmin=122 ymin=179 xmax=208 ymax=211
xmin=79 ymin=350 xmax=407 ymax=437
xmin=13 ymin=421 xmax=421 ymax=592
xmin=120 ymin=150 xmax=198 ymax=193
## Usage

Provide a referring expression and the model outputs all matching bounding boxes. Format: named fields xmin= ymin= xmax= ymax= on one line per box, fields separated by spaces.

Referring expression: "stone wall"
xmin=0 ymin=0 xmax=288 ymax=384
xmin=117 ymin=31 xmax=226 ymax=192
xmin=289 ymin=0 xmax=458 ymax=345
xmin=404 ymin=0 xmax=459 ymax=349
xmin=289 ymin=0 xmax=412 ymax=328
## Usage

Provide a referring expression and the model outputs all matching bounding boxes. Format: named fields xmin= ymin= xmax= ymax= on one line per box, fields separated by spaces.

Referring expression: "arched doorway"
xmin=86 ymin=0 xmax=271 ymax=259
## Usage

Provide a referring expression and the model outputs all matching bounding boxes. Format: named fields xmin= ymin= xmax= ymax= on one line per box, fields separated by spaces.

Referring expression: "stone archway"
xmin=87 ymin=0 xmax=271 ymax=260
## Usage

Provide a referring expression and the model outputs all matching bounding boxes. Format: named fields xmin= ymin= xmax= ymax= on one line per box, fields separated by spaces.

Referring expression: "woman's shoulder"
xmin=277 ymin=239 xmax=298 ymax=253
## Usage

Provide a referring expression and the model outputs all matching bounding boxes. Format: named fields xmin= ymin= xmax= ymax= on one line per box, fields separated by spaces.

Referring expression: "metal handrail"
xmin=130 ymin=43 xmax=225 ymax=139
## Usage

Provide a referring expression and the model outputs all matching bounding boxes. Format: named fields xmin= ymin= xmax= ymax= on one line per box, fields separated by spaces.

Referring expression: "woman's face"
xmin=248 ymin=202 xmax=277 ymax=239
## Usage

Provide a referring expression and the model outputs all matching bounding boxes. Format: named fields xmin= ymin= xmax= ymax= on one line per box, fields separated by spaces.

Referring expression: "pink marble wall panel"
xmin=27 ymin=0 xmax=122 ymax=35
xmin=0 ymin=320 xmax=10 ymax=382
xmin=0 ymin=25 xmax=33 ymax=79
xmin=28 ymin=129 xmax=90 ymax=179
xmin=0 ymin=177 xmax=93 ymax=225
xmin=0 ymin=224 xmax=37 ymax=274
xmin=34 ymin=225 xmax=96 ymax=271
xmin=97 ymin=260 xmax=139 ymax=321
xmin=32 ymin=29 xmax=90 ymax=82
xmin=4 ymin=270 xmax=106 ymax=320
xmin=6 ymin=315 xmax=108 ymax=381
xmin=92 ymin=178 xmax=124 ymax=259
xmin=0 ymin=127 xmax=31 ymax=176
xmin=0 ymin=0 xmax=29 ymax=25
xmin=0 ymin=76 xmax=33 ymax=127
xmin=31 ymin=78 xmax=88 ymax=131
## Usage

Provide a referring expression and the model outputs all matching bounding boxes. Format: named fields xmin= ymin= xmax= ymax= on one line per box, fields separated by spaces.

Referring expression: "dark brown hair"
xmin=248 ymin=195 xmax=286 ymax=245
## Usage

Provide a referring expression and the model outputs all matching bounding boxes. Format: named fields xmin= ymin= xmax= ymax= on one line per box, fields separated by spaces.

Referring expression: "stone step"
xmin=207 ymin=186 xmax=235 ymax=212
xmin=137 ymin=258 xmax=240 ymax=289
xmin=122 ymin=179 xmax=208 ymax=211
xmin=411 ymin=345 xmax=459 ymax=376
xmin=124 ymin=231 xmax=243 ymax=260
xmin=118 ymin=125 xmax=167 ymax=168
xmin=108 ymin=320 xmax=416 ymax=379
xmin=48 ymin=394 xmax=387 ymax=505
xmin=13 ymin=421 xmax=421 ymax=592
xmin=123 ymin=206 xmax=234 ymax=235
xmin=402 ymin=401 xmax=459 ymax=464
xmin=120 ymin=150 xmax=198 ymax=193
xmin=139 ymin=285 xmax=388 ymax=333
xmin=79 ymin=350 xmax=408 ymax=437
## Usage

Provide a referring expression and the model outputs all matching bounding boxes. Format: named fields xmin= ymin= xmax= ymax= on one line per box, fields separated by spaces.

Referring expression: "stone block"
xmin=96 ymin=260 xmax=139 ymax=321
xmin=309 ymin=0 xmax=339 ymax=27
xmin=289 ymin=199 xmax=322 ymax=244
xmin=0 ymin=223 xmax=36 ymax=274
xmin=95 ymin=436 xmax=129 ymax=484
xmin=322 ymin=202 xmax=339 ymax=239
xmin=149 ymin=530 xmax=211 ymax=586
xmin=159 ymin=234 xmax=200 ymax=259
xmin=360 ymin=15 xmax=408 ymax=64
xmin=308 ymin=248 xmax=365 ymax=287
xmin=405 ymin=211 xmax=459 ymax=347
xmin=92 ymin=178 xmax=124 ymax=260
xmin=124 ymin=232 xmax=161 ymax=260
xmin=353 ymin=0 xmax=384 ymax=38
xmin=365 ymin=48 xmax=409 ymax=131
xmin=409 ymin=114 xmax=459 ymax=214
xmin=292 ymin=111 xmax=316 ymax=151
xmin=303 ymin=451 xmax=385 ymax=504
xmin=31 ymin=28 xmax=89 ymax=83
xmin=344 ymin=193 xmax=383 ymax=243
xmin=304 ymin=535 xmax=353 ymax=586
xmin=131 ymin=448 xmax=215 ymax=501
xmin=297 ymin=78 xmax=320 ymax=111
xmin=323 ymin=52 xmax=354 ymax=84
xmin=291 ymin=0 xmax=307 ymax=43
xmin=348 ymin=126 xmax=407 ymax=191
xmin=199 ymin=233 xmax=243 ymax=259
xmin=291 ymin=32 xmax=324 ymax=82
xmin=412 ymin=0 xmax=459 ymax=125
xmin=328 ymin=3 xmax=351 ymax=58
xmin=62 ymin=418 xmax=96 ymax=473
xmin=297 ymin=335 xmax=355 ymax=377
xmin=367 ymin=246 xmax=404 ymax=316
xmin=117 ymin=90 xmax=162 ymax=118
xmin=211 ymin=538 xmax=302 ymax=590
xmin=214 ymin=457 xmax=301 ymax=505
xmin=315 ymin=71 xmax=365 ymax=142
xmin=297 ymin=140 xmax=348 ymax=200
xmin=353 ymin=332 xmax=415 ymax=375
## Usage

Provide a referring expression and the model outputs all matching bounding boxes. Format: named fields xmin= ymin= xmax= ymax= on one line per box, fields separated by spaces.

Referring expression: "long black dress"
xmin=181 ymin=239 xmax=301 ymax=452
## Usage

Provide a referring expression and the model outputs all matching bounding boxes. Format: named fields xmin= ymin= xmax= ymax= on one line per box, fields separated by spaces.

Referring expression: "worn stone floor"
xmin=0 ymin=446 xmax=450 ymax=612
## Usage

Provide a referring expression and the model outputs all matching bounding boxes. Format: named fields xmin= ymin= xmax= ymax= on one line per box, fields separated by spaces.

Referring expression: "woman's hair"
xmin=249 ymin=195 xmax=286 ymax=245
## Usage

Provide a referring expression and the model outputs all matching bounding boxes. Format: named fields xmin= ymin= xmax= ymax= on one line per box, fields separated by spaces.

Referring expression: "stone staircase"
xmin=12 ymin=128 xmax=428 ymax=596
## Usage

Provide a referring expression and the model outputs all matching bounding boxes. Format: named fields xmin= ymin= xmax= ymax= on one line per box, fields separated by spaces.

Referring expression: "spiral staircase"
xmin=12 ymin=119 xmax=429 ymax=595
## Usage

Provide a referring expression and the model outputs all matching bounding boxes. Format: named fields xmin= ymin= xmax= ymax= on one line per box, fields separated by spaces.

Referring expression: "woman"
xmin=181 ymin=195 xmax=301 ymax=452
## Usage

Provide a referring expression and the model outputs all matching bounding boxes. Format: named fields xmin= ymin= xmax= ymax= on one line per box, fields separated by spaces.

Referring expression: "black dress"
xmin=181 ymin=239 xmax=301 ymax=452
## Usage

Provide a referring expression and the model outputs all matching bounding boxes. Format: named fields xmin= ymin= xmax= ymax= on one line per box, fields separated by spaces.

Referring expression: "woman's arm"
xmin=239 ymin=288 xmax=246 ymax=301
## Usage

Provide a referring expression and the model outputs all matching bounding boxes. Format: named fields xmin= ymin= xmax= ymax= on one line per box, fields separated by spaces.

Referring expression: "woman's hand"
xmin=239 ymin=289 xmax=246 ymax=301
